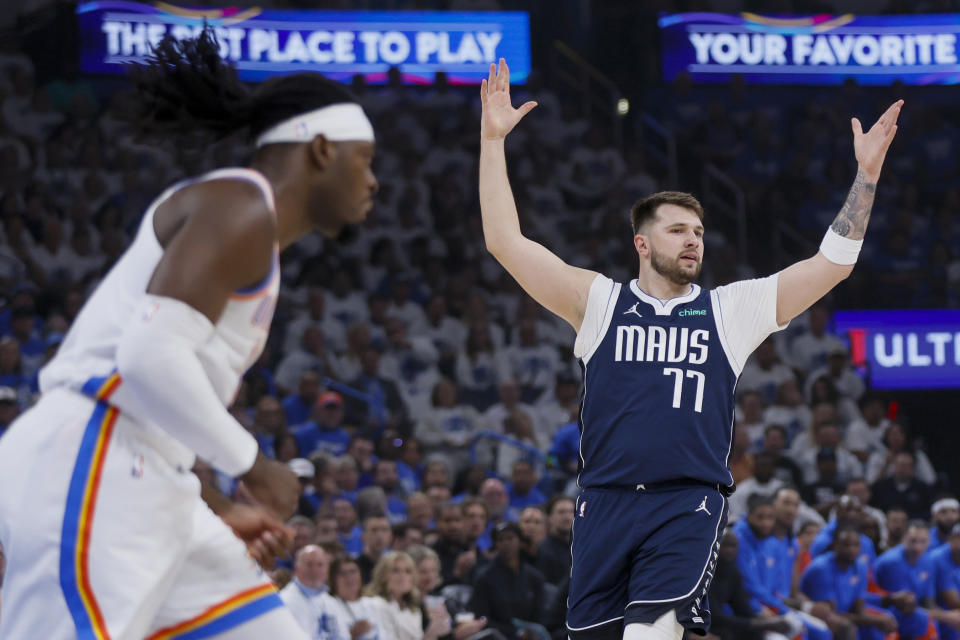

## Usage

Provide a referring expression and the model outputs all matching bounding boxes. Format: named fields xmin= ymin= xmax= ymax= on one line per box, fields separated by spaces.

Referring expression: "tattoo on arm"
xmin=829 ymin=169 xmax=877 ymax=240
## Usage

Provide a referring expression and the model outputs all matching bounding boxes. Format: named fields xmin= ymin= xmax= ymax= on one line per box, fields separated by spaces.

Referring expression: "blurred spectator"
xmin=865 ymin=422 xmax=937 ymax=486
xmin=380 ymin=317 xmax=441 ymax=419
xmin=501 ymin=317 xmax=559 ymax=405
xmin=763 ymin=380 xmax=812 ymax=448
xmin=737 ymin=338 xmax=795 ymax=404
xmin=432 ymin=503 xmax=471 ymax=587
xmin=373 ymin=458 xmax=409 ymax=524
xmin=802 ymin=449 xmax=848 ymax=518
xmin=328 ymin=555 xmax=381 ymax=640
xmin=874 ymin=521 xmax=943 ymax=637
xmin=845 ymin=393 xmax=891 ymax=463
xmin=346 ymin=347 xmax=408 ymax=434
xmin=930 ymin=498 xmax=960 ymax=549
xmin=871 ymin=451 xmax=933 ymax=520
xmin=537 ymin=496 xmax=574 ymax=586
xmin=396 ymin=437 xmax=423 ymax=495
xmin=796 ymin=421 xmax=864 ymax=486
xmin=886 ymin=507 xmax=910 ymax=551
xmin=804 ymin=347 xmax=865 ymax=404
xmin=282 ymin=370 xmax=321 ymax=427
xmin=844 ymin=478 xmax=888 ymax=550
xmin=800 ymin=526 xmax=897 ymax=638
xmin=708 ymin=530 xmax=795 ymax=640
xmin=728 ymin=451 xmax=784 ymax=523
xmin=462 ymin=497 xmax=492 ymax=554
xmin=789 ymin=303 xmax=845 ymax=373
xmin=283 ymin=286 xmax=347 ymax=356
xmin=735 ymin=390 xmax=768 ymax=450
xmin=249 ymin=395 xmax=287 ymax=459
xmin=279 ymin=545 xmax=340 ymax=638
xmin=406 ymin=492 xmax=434 ymax=533
xmin=761 ymin=425 xmax=804 ymax=488
xmin=366 ymin=551 xmax=451 ymax=640
xmin=393 ymin=522 xmax=425 ymax=552
xmin=333 ymin=497 xmax=363 ymax=556
xmin=729 ymin=424 xmax=754 ymax=484
xmin=294 ymin=391 xmax=351 ymax=458
xmin=275 ymin=326 xmax=336 ymax=395
xmin=518 ymin=507 xmax=546 ymax=561
xmin=455 ymin=321 xmax=508 ymax=411
xmin=346 ymin=435 xmax=377 ymax=487
xmin=416 ymin=378 xmax=484 ymax=475
xmin=469 ymin=522 xmax=546 ymax=640
xmin=357 ymin=514 xmax=393 ymax=584
xmin=495 ymin=411 xmax=540 ymax=479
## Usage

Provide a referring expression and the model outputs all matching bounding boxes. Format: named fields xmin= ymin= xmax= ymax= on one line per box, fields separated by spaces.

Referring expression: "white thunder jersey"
xmin=39 ymin=167 xmax=279 ymax=469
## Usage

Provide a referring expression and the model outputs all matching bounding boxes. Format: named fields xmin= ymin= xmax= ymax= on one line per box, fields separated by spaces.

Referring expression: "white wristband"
xmin=819 ymin=228 xmax=863 ymax=265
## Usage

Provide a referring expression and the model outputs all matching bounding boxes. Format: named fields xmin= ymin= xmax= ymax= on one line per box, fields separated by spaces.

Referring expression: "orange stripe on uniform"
xmin=145 ymin=583 xmax=278 ymax=640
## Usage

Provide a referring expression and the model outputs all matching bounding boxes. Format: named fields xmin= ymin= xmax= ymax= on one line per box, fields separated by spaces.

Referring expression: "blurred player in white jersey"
xmin=0 ymin=28 xmax=377 ymax=639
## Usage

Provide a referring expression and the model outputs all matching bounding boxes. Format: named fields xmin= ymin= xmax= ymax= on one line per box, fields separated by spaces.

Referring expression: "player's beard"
xmin=650 ymin=245 xmax=701 ymax=285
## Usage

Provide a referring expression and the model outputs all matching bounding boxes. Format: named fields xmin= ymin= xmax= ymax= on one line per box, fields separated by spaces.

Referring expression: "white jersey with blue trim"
xmin=573 ymin=273 xmax=788 ymax=489
xmin=39 ymin=168 xmax=279 ymax=461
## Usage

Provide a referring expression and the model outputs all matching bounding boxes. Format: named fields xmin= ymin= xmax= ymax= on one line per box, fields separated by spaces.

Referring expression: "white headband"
xmin=932 ymin=498 xmax=960 ymax=515
xmin=255 ymin=103 xmax=374 ymax=148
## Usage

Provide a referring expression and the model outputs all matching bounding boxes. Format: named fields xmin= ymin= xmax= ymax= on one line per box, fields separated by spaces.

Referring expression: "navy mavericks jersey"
xmin=574 ymin=275 xmax=786 ymax=489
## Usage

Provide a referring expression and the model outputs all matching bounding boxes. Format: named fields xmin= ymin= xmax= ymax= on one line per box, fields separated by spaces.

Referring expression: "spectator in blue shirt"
xmin=733 ymin=495 xmax=832 ymax=640
xmin=250 ymin=395 xmax=287 ymax=459
xmin=281 ymin=369 xmax=320 ymax=427
xmin=372 ymin=458 xmax=408 ymax=524
xmin=294 ymin=391 xmax=352 ymax=458
xmin=800 ymin=525 xmax=898 ymax=639
xmin=505 ymin=460 xmax=546 ymax=522
xmin=332 ymin=497 xmax=363 ymax=556
xmin=810 ymin=495 xmax=877 ymax=572
xmin=394 ymin=436 xmax=423 ymax=495
xmin=874 ymin=521 xmax=942 ymax=639
xmin=930 ymin=524 xmax=960 ymax=640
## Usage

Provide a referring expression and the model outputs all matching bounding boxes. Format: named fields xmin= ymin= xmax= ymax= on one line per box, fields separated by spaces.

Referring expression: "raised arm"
xmin=776 ymin=100 xmax=903 ymax=326
xmin=479 ymin=59 xmax=597 ymax=331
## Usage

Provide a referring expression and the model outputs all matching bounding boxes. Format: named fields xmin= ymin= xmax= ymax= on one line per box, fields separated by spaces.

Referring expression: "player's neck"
xmin=249 ymin=159 xmax=311 ymax=250
xmin=634 ymin=269 xmax=693 ymax=301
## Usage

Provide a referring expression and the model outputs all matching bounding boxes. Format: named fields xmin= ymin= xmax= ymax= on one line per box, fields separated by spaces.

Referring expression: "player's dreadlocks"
xmin=126 ymin=26 xmax=357 ymax=143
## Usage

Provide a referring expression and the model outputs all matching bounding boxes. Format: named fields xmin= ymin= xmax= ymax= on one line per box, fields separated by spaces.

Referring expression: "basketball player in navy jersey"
xmin=478 ymin=59 xmax=902 ymax=640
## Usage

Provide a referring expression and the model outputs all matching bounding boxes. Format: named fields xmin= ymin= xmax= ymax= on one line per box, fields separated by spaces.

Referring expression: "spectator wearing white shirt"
xmin=788 ymin=303 xmax=846 ymax=373
xmin=366 ymin=551 xmax=451 ymax=640
xmin=416 ymin=294 xmax=466 ymax=367
xmin=728 ymin=451 xmax=785 ymax=523
xmin=536 ymin=373 xmax=580 ymax=443
xmin=763 ymin=378 xmax=813 ymax=447
xmin=279 ymin=545 xmax=342 ymax=639
xmin=845 ymin=393 xmax=891 ymax=463
xmin=795 ymin=421 xmax=864 ymax=486
xmin=274 ymin=326 xmax=336 ymax=396
xmin=416 ymin=378 xmax=485 ymax=475
xmin=807 ymin=375 xmax=861 ymax=429
xmin=284 ymin=287 xmax=347 ymax=356
xmin=804 ymin=346 xmax=865 ymax=405
xmin=328 ymin=555 xmax=381 ymax=640
xmin=331 ymin=323 xmax=372 ymax=384
xmin=380 ymin=318 xmax=441 ymax=421
xmin=865 ymin=422 xmax=937 ymax=486
xmin=734 ymin=390 xmax=768 ymax=452
xmin=325 ymin=268 xmax=369 ymax=330
xmin=502 ymin=317 xmax=560 ymax=405
xmin=737 ymin=337 xmax=796 ymax=404
xmin=454 ymin=321 xmax=509 ymax=411
xmin=386 ymin=272 xmax=428 ymax=336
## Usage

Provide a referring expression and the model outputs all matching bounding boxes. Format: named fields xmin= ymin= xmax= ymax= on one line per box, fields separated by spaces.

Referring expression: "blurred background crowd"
xmin=2 ymin=1 xmax=960 ymax=639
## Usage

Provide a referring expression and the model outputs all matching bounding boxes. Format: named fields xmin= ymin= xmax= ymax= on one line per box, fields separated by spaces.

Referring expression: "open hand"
xmin=853 ymin=99 xmax=902 ymax=180
xmin=480 ymin=58 xmax=537 ymax=140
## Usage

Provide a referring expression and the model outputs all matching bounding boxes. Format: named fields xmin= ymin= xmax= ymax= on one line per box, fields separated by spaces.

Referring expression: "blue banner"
xmin=660 ymin=12 xmax=960 ymax=85
xmin=77 ymin=2 xmax=531 ymax=84
xmin=833 ymin=309 xmax=960 ymax=390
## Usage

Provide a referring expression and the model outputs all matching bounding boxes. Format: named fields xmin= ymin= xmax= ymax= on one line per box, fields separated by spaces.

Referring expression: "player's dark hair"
xmin=747 ymin=493 xmax=775 ymax=514
xmin=126 ymin=26 xmax=356 ymax=143
xmin=630 ymin=191 xmax=705 ymax=235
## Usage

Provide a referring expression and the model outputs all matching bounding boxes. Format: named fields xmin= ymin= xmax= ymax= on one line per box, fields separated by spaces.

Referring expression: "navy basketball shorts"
xmin=566 ymin=482 xmax=728 ymax=640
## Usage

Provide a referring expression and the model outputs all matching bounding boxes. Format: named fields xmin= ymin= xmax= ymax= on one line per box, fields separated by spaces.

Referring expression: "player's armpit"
xmin=775 ymin=253 xmax=853 ymax=326
xmin=489 ymin=234 xmax=598 ymax=331
xmin=148 ymin=178 xmax=276 ymax=324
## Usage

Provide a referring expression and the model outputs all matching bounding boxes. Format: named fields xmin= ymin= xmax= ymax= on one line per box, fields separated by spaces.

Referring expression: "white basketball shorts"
xmin=0 ymin=379 xmax=282 ymax=640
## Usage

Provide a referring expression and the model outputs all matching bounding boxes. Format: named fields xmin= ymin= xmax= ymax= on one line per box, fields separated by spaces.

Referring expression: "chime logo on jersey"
xmin=614 ymin=325 xmax=709 ymax=364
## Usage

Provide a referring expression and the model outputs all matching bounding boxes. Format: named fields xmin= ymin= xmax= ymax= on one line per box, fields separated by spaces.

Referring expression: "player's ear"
xmin=634 ymin=233 xmax=649 ymax=258
xmin=308 ymin=134 xmax=336 ymax=170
